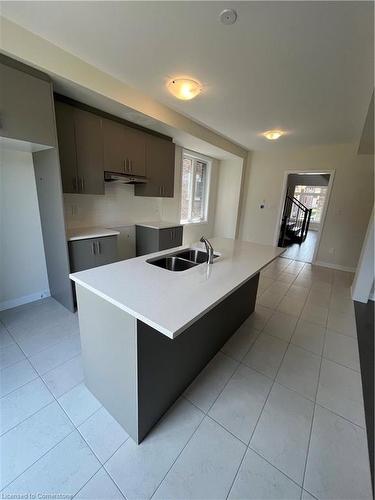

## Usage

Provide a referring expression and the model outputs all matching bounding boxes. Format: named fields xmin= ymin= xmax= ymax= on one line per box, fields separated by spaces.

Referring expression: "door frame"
xmin=273 ymin=169 xmax=335 ymax=263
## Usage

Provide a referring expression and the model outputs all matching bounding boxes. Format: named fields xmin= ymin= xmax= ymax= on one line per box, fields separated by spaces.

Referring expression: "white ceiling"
xmin=2 ymin=1 xmax=374 ymax=151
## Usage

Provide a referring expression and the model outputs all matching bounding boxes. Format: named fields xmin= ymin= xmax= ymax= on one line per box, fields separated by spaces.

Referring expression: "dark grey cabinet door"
xmin=124 ymin=126 xmax=146 ymax=177
xmin=74 ymin=108 xmax=104 ymax=195
xmin=135 ymin=136 xmax=175 ymax=197
xmin=158 ymin=139 xmax=175 ymax=197
xmin=172 ymin=226 xmax=183 ymax=247
xmin=69 ymin=239 xmax=96 ymax=273
xmin=103 ymin=118 xmax=126 ymax=173
xmin=0 ymin=62 xmax=55 ymax=147
xmin=69 ymin=236 xmax=118 ymax=272
xmin=95 ymin=236 xmax=118 ymax=267
xmin=55 ymin=101 xmax=78 ymax=194
xmin=159 ymin=227 xmax=183 ymax=251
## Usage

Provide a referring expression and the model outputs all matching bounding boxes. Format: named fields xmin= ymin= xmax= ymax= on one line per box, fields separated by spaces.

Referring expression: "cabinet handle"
xmin=130 ymin=160 xmax=133 ymax=173
xmin=73 ymin=177 xmax=78 ymax=192
xmin=92 ymin=242 xmax=96 ymax=255
xmin=79 ymin=177 xmax=84 ymax=193
xmin=97 ymin=241 xmax=101 ymax=254
xmin=159 ymin=186 xmax=162 ymax=196
xmin=123 ymin=159 xmax=126 ymax=172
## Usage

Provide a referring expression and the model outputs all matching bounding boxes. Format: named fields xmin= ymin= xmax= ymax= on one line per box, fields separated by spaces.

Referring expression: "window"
xmin=180 ymin=153 xmax=209 ymax=223
xmin=293 ymin=185 xmax=328 ymax=223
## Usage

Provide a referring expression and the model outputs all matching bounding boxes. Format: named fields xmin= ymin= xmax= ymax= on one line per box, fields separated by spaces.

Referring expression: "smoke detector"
xmin=219 ymin=9 xmax=238 ymax=25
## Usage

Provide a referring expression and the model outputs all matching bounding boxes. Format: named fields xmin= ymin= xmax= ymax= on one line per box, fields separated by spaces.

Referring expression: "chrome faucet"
xmin=200 ymin=237 xmax=214 ymax=264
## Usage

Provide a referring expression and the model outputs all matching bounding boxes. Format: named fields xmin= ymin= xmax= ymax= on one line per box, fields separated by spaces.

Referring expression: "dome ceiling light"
xmin=263 ymin=130 xmax=285 ymax=140
xmin=167 ymin=78 xmax=202 ymax=100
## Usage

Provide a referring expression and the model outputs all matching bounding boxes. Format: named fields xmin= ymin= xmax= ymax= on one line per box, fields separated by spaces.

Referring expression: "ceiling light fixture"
xmin=263 ymin=130 xmax=285 ymax=140
xmin=167 ymin=78 xmax=202 ymax=100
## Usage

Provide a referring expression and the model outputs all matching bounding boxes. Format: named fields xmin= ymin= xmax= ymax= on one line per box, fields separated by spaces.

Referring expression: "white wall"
xmin=161 ymin=146 xmax=219 ymax=245
xmin=0 ymin=150 xmax=50 ymax=309
xmin=239 ymin=144 xmax=374 ymax=270
xmin=214 ymin=159 xmax=243 ymax=239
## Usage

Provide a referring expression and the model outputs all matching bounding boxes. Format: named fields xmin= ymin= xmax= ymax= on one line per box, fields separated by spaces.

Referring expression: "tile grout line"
xmin=30 ymin=347 xmax=82 ymax=379
xmin=149 ymin=347 xmax=250 ymax=497
xmin=248 ymin=446 xmax=305 ymax=491
xmin=148 ymin=408 xmax=206 ymax=499
xmin=0 ymin=313 xmax=83 ymax=399
xmin=1 ymin=389 xmax=109 ymax=494
xmin=74 ymin=434 xmax=130 ymax=500
xmin=313 ymin=401 xmax=367 ymax=430
xmin=241 ymin=261 xmax=319 ymax=491
xmin=0 ymin=427 xmax=78 ymax=492
xmin=226 ymin=264 xmax=308 ymax=498
xmin=71 ymin=466 xmax=107 ymax=500
xmin=0 ymin=315 xmax=81 ymax=361
xmin=299 ymin=271 xmax=333 ymax=496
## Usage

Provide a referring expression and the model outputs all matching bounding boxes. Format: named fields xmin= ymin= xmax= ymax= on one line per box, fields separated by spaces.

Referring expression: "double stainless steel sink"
xmin=147 ymin=248 xmax=219 ymax=271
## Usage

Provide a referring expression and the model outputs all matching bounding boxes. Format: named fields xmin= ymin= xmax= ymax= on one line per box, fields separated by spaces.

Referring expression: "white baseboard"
xmin=314 ymin=261 xmax=356 ymax=273
xmin=0 ymin=290 xmax=51 ymax=312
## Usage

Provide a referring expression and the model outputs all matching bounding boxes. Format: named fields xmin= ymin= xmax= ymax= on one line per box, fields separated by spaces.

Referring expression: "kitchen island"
xmin=70 ymin=237 xmax=284 ymax=443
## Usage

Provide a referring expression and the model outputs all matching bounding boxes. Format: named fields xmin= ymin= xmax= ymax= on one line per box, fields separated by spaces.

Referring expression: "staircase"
xmin=278 ymin=191 xmax=312 ymax=247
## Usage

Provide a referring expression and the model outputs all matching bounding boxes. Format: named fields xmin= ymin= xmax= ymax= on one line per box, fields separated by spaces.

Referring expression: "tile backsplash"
xmin=63 ymin=182 xmax=163 ymax=229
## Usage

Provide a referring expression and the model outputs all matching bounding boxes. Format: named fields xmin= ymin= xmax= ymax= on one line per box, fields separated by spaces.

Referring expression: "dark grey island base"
xmin=76 ymin=272 xmax=259 ymax=444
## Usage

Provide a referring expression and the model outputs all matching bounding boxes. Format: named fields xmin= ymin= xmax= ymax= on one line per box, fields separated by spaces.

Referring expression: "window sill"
xmin=180 ymin=220 xmax=208 ymax=227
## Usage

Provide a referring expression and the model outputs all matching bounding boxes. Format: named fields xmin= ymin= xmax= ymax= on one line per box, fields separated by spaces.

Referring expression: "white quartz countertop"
xmin=67 ymin=227 xmax=120 ymax=242
xmin=135 ymin=221 xmax=182 ymax=229
xmin=70 ymin=237 xmax=284 ymax=339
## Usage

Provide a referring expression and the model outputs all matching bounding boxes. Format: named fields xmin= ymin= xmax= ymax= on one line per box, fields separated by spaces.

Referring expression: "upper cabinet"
xmin=74 ymin=108 xmax=104 ymax=195
xmin=55 ymin=102 xmax=104 ymax=195
xmin=0 ymin=59 xmax=56 ymax=149
xmin=124 ymin=126 xmax=146 ymax=177
xmin=102 ymin=119 xmax=146 ymax=176
xmin=55 ymin=101 xmax=78 ymax=193
xmin=135 ymin=135 xmax=175 ymax=198
xmin=55 ymin=98 xmax=174 ymax=197
xmin=103 ymin=118 xmax=125 ymax=174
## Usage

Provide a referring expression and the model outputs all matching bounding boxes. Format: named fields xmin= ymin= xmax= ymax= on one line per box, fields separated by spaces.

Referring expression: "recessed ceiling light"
xmin=167 ymin=78 xmax=202 ymax=100
xmin=263 ymin=130 xmax=285 ymax=140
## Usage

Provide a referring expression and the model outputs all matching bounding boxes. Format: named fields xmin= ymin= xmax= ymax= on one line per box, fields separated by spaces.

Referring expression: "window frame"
xmin=180 ymin=150 xmax=211 ymax=225
xmin=293 ymin=184 xmax=328 ymax=224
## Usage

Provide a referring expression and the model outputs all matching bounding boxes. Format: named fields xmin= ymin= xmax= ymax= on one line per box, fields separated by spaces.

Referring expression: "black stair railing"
xmin=278 ymin=191 xmax=312 ymax=247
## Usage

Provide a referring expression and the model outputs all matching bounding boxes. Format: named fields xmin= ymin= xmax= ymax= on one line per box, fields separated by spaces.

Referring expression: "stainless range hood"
xmin=104 ymin=171 xmax=148 ymax=185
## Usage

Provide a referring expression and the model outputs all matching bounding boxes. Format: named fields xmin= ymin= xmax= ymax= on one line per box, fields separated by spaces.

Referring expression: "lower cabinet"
xmin=136 ymin=225 xmax=183 ymax=256
xmin=69 ymin=236 xmax=118 ymax=273
xmin=159 ymin=227 xmax=184 ymax=251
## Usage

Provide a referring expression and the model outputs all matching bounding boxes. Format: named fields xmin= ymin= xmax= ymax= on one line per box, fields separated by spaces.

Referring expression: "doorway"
xmin=275 ymin=171 xmax=334 ymax=263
